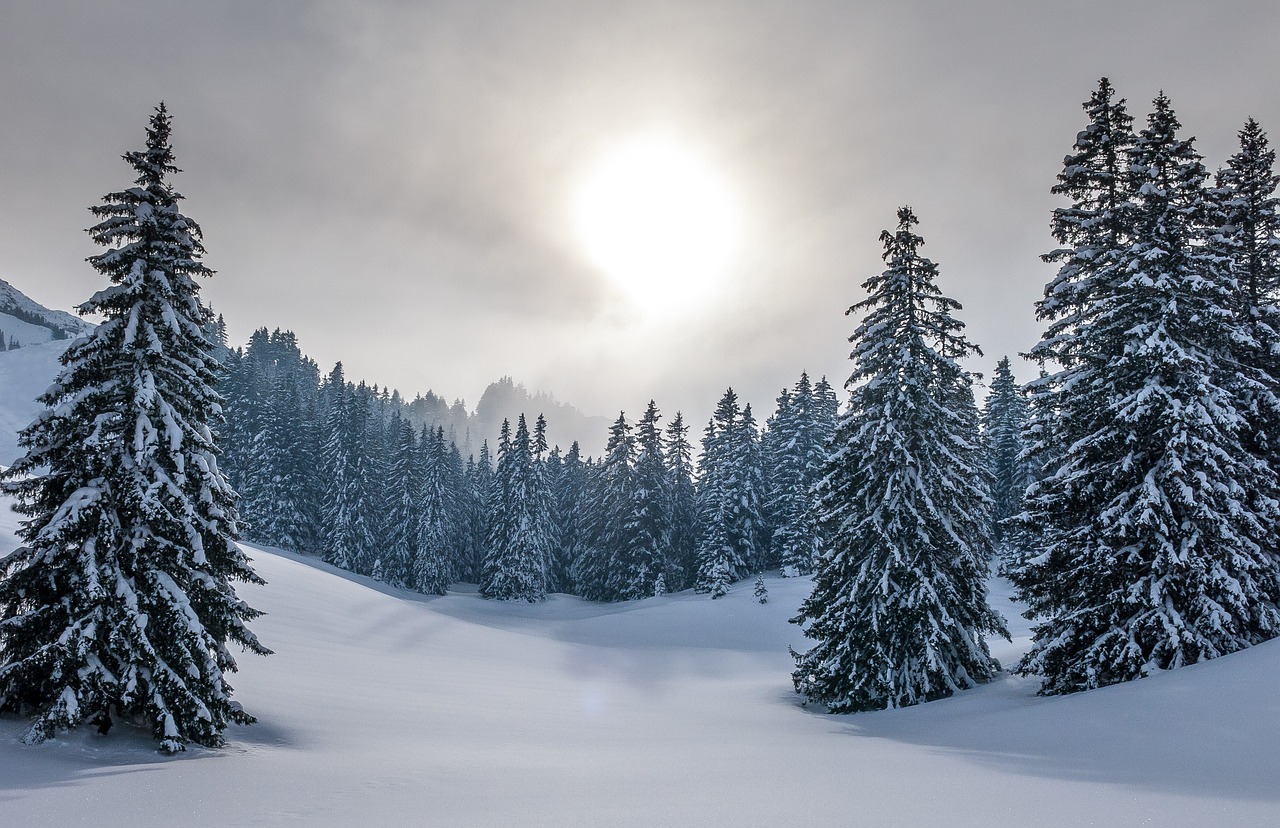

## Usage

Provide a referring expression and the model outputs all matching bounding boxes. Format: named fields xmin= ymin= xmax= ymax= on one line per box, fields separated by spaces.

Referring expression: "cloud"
xmin=1 ymin=0 xmax=1278 ymax=428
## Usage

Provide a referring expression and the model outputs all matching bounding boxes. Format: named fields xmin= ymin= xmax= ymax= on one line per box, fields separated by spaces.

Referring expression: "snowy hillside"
xmin=0 ymin=495 xmax=1276 ymax=826
xmin=0 ymin=340 xmax=66 ymax=466
xmin=0 ymin=277 xmax=93 ymax=344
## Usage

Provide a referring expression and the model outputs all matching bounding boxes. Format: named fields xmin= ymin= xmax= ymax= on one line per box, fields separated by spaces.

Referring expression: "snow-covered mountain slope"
xmin=0 ymin=500 xmax=1276 ymax=827
xmin=0 ymin=277 xmax=93 ymax=344
xmin=0 ymin=340 xmax=66 ymax=465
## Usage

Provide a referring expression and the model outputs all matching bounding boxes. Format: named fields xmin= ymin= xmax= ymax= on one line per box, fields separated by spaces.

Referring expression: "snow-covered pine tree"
xmin=762 ymin=385 xmax=794 ymax=548
xmin=1210 ymin=118 xmax=1280 ymax=479
xmin=694 ymin=389 xmax=766 ymax=593
xmin=414 ymin=425 xmax=455 ymax=594
xmin=319 ymin=363 xmax=356 ymax=569
xmin=1014 ymin=92 xmax=1280 ymax=695
xmin=631 ymin=401 xmax=673 ymax=597
xmin=664 ymin=412 xmax=698 ymax=591
xmin=575 ymin=412 xmax=642 ymax=601
xmin=529 ymin=414 xmax=558 ymax=589
xmin=694 ymin=391 xmax=746 ymax=596
xmin=461 ymin=440 xmax=495 ymax=583
xmin=754 ymin=573 xmax=768 ymax=604
xmin=374 ymin=415 xmax=419 ymax=588
xmin=1012 ymin=77 xmax=1138 ymax=571
xmin=980 ymin=357 xmax=1028 ymax=550
xmin=550 ymin=441 xmax=587 ymax=594
xmin=792 ymin=206 xmax=1006 ymax=713
xmin=767 ymin=372 xmax=827 ymax=576
xmin=0 ymin=104 xmax=269 ymax=751
xmin=480 ymin=415 xmax=550 ymax=601
xmin=736 ymin=403 xmax=768 ymax=573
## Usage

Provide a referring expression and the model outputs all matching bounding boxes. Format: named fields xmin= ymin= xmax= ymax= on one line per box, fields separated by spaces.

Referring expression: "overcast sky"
xmin=3 ymin=1 xmax=1278 ymax=430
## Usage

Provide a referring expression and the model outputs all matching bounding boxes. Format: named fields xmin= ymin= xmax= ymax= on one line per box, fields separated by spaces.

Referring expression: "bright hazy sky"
xmin=3 ymin=1 xmax=1278 ymax=429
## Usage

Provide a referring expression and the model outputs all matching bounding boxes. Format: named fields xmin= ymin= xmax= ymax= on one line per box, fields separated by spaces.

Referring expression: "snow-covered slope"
xmin=0 ymin=277 xmax=93 ymax=343
xmin=0 ymin=498 xmax=1276 ymax=826
xmin=0 ymin=340 xmax=66 ymax=465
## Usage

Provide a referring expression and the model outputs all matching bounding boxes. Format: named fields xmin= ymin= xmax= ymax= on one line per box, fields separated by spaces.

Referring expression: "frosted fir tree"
xmin=0 ymin=104 xmax=269 ymax=751
xmin=736 ymin=403 xmax=769 ymax=573
xmin=1014 ymin=93 xmax=1280 ymax=695
xmin=461 ymin=441 xmax=495 ymax=583
xmin=664 ymin=412 xmax=698 ymax=591
xmin=694 ymin=388 xmax=764 ymax=593
xmin=694 ymin=394 xmax=743 ymax=596
xmin=753 ymin=574 xmax=768 ymax=604
xmin=480 ymin=416 xmax=551 ymax=602
xmin=319 ymin=363 xmax=357 ymax=569
xmin=575 ymin=412 xmax=641 ymax=602
xmin=766 ymin=372 xmax=830 ymax=576
xmin=792 ymin=207 xmax=1007 ymax=713
xmin=631 ymin=401 xmax=673 ymax=597
xmin=414 ymin=426 xmax=457 ymax=594
xmin=374 ymin=416 xmax=419 ymax=588
xmin=1014 ymin=77 xmax=1136 ymax=567
xmin=550 ymin=441 xmax=587 ymax=594
xmin=980 ymin=357 xmax=1028 ymax=549
xmin=1210 ymin=118 xmax=1280 ymax=478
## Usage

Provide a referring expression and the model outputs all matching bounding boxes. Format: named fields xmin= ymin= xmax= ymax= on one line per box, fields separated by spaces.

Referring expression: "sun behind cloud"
xmin=570 ymin=132 xmax=742 ymax=314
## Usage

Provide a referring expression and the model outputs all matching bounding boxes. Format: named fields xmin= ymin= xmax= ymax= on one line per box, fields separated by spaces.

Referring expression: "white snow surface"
xmin=0 ymin=340 xmax=67 ymax=465
xmin=0 ymin=493 xmax=1277 ymax=826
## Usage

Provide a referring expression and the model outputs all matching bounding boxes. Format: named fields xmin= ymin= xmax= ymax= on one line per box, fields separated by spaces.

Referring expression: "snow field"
xmin=1 ymin=502 xmax=1278 ymax=826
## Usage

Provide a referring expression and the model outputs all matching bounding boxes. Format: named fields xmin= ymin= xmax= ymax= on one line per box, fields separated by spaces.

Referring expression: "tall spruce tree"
xmin=0 ymin=105 xmax=268 ymax=751
xmin=631 ymin=402 xmax=672 ymax=597
xmin=694 ymin=389 xmax=765 ymax=594
xmin=1211 ymin=118 xmax=1280 ymax=481
xmin=980 ymin=357 xmax=1028 ymax=550
xmin=664 ymin=412 xmax=698 ymax=591
xmin=792 ymin=207 xmax=1006 ymax=713
xmin=1014 ymin=92 xmax=1280 ymax=694
xmin=694 ymin=390 xmax=746 ymax=597
xmin=766 ymin=372 xmax=830 ymax=576
xmin=375 ymin=416 xmax=419 ymax=588
xmin=575 ymin=413 xmax=641 ymax=601
xmin=550 ymin=441 xmax=587 ymax=594
xmin=414 ymin=425 xmax=455 ymax=594
xmin=480 ymin=416 xmax=550 ymax=601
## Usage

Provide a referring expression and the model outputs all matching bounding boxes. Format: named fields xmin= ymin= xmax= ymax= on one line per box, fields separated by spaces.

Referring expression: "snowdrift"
xmin=0 ymin=503 xmax=1277 ymax=825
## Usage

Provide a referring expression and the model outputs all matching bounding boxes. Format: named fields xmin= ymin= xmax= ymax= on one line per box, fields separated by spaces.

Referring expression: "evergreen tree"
xmin=792 ymin=206 xmax=1006 ymax=713
xmin=1210 ymin=118 xmax=1280 ymax=481
xmin=318 ymin=363 xmax=352 ymax=568
xmin=375 ymin=416 xmax=419 ymax=588
xmin=694 ymin=392 xmax=744 ymax=597
xmin=754 ymin=573 xmax=769 ymax=604
xmin=460 ymin=441 xmax=494 ymax=583
xmin=980 ymin=357 xmax=1028 ymax=549
xmin=694 ymin=389 xmax=765 ymax=593
xmin=575 ymin=413 xmax=642 ymax=601
xmin=664 ymin=412 xmax=698 ymax=591
xmin=1014 ymin=92 xmax=1280 ymax=695
xmin=630 ymin=401 xmax=672 ymax=597
xmin=550 ymin=441 xmax=587 ymax=594
xmin=766 ymin=372 xmax=830 ymax=576
xmin=414 ymin=425 xmax=455 ymax=594
xmin=480 ymin=416 xmax=550 ymax=601
xmin=0 ymin=104 xmax=268 ymax=751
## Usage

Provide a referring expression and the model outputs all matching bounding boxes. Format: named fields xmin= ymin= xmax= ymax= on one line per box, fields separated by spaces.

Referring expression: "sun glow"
xmin=571 ymin=133 xmax=742 ymax=313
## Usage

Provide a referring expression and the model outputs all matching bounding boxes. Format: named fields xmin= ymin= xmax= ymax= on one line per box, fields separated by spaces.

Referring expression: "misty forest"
xmin=1 ymin=70 xmax=1279 ymax=825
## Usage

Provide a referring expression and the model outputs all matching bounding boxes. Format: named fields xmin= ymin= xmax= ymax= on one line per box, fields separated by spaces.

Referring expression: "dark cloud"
xmin=2 ymin=1 xmax=1278 ymax=427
